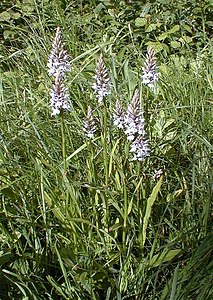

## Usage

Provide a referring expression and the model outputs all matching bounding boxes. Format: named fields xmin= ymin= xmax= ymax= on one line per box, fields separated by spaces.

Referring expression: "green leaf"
xmin=170 ymin=264 xmax=180 ymax=300
xmin=66 ymin=142 xmax=90 ymax=163
xmin=164 ymin=118 xmax=175 ymax=129
xmin=171 ymin=40 xmax=181 ymax=48
xmin=150 ymin=249 xmax=181 ymax=267
xmin=114 ymin=171 xmax=122 ymax=191
xmin=1 ymin=187 xmax=17 ymax=200
xmin=11 ymin=12 xmax=21 ymax=20
xmin=110 ymin=221 xmax=122 ymax=232
xmin=159 ymin=25 xmax=180 ymax=41
xmin=55 ymin=246 xmax=73 ymax=293
xmin=142 ymin=176 xmax=163 ymax=246
xmin=135 ymin=17 xmax=147 ymax=27
xmin=145 ymin=23 xmax=157 ymax=32
xmin=110 ymin=200 xmax=124 ymax=219
xmin=146 ymin=41 xmax=164 ymax=53
xmin=179 ymin=36 xmax=193 ymax=44
xmin=3 ymin=30 xmax=15 ymax=40
xmin=168 ymin=25 xmax=180 ymax=34
xmin=206 ymin=0 xmax=213 ymax=5
xmin=182 ymin=24 xmax=192 ymax=33
xmin=127 ymin=197 xmax=133 ymax=215
xmin=0 ymin=252 xmax=14 ymax=266
xmin=162 ymin=43 xmax=170 ymax=53
xmin=158 ymin=32 xmax=169 ymax=41
xmin=44 ymin=192 xmax=65 ymax=223
xmin=109 ymin=138 xmax=121 ymax=177
xmin=206 ymin=21 xmax=213 ymax=27
xmin=21 ymin=3 xmax=35 ymax=16
xmin=47 ymin=276 xmax=69 ymax=299
xmin=158 ymin=0 xmax=170 ymax=3
xmin=0 ymin=11 xmax=11 ymax=21
xmin=0 ymin=10 xmax=21 ymax=22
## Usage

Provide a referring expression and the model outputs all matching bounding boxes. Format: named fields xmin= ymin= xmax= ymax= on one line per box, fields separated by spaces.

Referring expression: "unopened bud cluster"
xmin=83 ymin=106 xmax=97 ymax=139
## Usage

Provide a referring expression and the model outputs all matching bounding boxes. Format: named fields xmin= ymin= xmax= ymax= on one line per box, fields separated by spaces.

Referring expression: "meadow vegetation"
xmin=0 ymin=0 xmax=212 ymax=299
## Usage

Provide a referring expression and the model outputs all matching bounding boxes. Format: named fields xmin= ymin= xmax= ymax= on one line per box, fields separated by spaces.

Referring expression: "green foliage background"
xmin=0 ymin=0 xmax=212 ymax=299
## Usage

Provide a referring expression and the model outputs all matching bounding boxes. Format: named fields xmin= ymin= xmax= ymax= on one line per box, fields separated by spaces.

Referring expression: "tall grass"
xmin=0 ymin=1 xmax=212 ymax=299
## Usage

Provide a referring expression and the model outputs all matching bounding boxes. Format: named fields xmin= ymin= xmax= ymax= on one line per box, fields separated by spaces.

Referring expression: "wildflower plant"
xmin=92 ymin=53 xmax=111 ymax=104
xmin=47 ymin=27 xmax=71 ymax=171
xmin=142 ymin=46 xmax=158 ymax=89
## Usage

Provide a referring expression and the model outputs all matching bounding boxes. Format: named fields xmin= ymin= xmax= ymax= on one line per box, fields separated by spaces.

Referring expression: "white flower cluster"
xmin=130 ymin=136 xmax=150 ymax=161
xmin=113 ymin=89 xmax=149 ymax=161
xmin=124 ymin=90 xmax=145 ymax=141
xmin=142 ymin=46 xmax=158 ymax=89
xmin=47 ymin=27 xmax=71 ymax=116
xmin=113 ymin=100 xmax=125 ymax=129
xmin=92 ymin=53 xmax=111 ymax=104
xmin=142 ymin=71 xmax=158 ymax=88
xmin=50 ymin=71 xmax=71 ymax=116
xmin=152 ymin=168 xmax=163 ymax=180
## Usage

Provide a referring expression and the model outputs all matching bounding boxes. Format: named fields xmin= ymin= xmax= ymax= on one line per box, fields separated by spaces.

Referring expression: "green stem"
xmin=103 ymin=103 xmax=109 ymax=187
xmin=101 ymin=101 xmax=109 ymax=230
xmin=60 ymin=110 xmax=67 ymax=173
xmin=87 ymin=141 xmax=100 ymax=229
xmin=122 ymin=180 xmax=127 ymax=253
xmin=60 ymin=110 xmax=70 ymax=231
